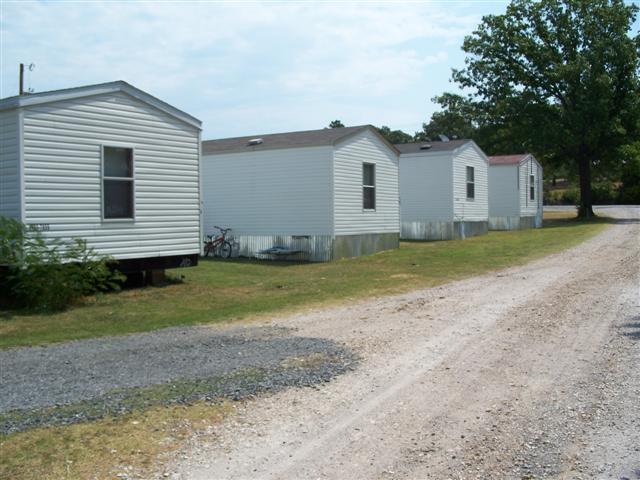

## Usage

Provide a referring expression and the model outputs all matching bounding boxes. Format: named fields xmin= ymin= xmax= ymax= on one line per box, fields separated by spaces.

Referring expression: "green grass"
xmin=0 ymin=215 xmax=609 ymax=349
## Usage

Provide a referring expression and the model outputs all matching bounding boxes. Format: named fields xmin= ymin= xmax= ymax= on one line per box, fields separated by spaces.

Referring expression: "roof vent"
xmin=419 ymin=144 xmax=432 ymax=150
xmin=247 ymin=138 xmax=263 ymax=146
xmin=437 ymin=134 xmax=450 ymax=142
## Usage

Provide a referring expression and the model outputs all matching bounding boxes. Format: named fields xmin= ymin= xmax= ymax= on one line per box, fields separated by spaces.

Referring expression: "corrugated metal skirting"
xmin=401 ymin=221 xmax=488 ymax=240
xmin=401 ymin=221 xmax=455 ymax=241
xmin=230 ymin=235 xmax=334 ymax=262
xmin=489 ymin=216 xmax=539 ymax=231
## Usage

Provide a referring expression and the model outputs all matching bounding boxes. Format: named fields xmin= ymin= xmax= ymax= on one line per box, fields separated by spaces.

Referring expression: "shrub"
xmin=544 ymin=188 xmax=579 ymax=205
xmin=0 ymin=217 xmax=125 ymax=311
xmin=617 ymin=154 xmax=640 ymax=204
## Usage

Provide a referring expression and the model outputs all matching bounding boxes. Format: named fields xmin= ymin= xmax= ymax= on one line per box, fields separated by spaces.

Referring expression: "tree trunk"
xmin=577 ymin=149 xmax=594 ymax=218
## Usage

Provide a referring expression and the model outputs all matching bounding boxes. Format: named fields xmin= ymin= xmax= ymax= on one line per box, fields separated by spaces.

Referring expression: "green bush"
xmin=0 ymin=217 xmax=125 ymax=311
xmin=617 ymin=154 xmax=640 ymax=204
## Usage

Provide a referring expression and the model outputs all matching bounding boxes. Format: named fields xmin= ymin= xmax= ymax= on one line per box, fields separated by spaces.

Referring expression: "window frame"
xmin=465 ymin=165 xmax=475 ymax=200
xmin=362 ymin=162 xmax=376 ymax=211
xmin=529 ymin=174 xmax=535 ymax=201
xmin=101 ymin=144 xmax=136 ymax=222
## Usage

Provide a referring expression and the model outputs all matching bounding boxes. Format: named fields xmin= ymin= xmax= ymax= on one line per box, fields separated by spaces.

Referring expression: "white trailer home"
xmin=397 ymin=139 xmax=489 ymax=240
xmin=0 ymin=81 xmax=202 ymax=273
xmin=488 ymin=154 xmax=543 ymax=230
xmin=201 ymin=125 xmax=400 ymax=261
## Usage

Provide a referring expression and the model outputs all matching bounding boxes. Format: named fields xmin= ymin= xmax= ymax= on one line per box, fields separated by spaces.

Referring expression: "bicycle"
xmin=203 ymin=226 xmax=233 ymax=258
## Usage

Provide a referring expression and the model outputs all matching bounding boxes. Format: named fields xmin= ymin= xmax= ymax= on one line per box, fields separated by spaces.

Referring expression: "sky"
xmin=1 ymin=1 xmax=638 ymax=139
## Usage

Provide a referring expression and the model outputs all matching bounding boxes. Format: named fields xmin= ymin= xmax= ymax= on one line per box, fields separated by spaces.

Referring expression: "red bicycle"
xmin=203 ymin=226 xmax=232 ymax=258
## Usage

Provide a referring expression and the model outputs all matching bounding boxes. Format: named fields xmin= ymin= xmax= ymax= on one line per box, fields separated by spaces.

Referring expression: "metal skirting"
xmin=228 ymin=233 xmax=399 ymax=262
xmin=401 ymin=221 xmax=455 ymax=241
xmin=332 ymin=232 xmax=399 ymax=260
xmin=452 ymin=221 xmax=488 ymax=239
xmin=231 ymin=235 xmax=334 ymax=262
xmin=489 ymin=216 xmax=538 ymax=231
xmin=401 ymin=221 xmax=488 ymax=240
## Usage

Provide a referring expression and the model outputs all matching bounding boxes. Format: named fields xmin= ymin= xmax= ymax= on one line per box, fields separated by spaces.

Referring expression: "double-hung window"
xmin=529 ymin=174 xmax=535 ymax=200
xmin=466 ymin=166 xmax=475 ymax=200
xmin=103 ymin=146 xmax=134 ymax=219
xmin=363 ymin=163 xmax=376 ymax=210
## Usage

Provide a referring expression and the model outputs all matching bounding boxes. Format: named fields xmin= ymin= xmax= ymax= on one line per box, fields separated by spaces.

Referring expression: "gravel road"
xmin=173 ymin=206 xmax=639 ymax=480
xmin=0 ymin=326 xmax=356 ymax=433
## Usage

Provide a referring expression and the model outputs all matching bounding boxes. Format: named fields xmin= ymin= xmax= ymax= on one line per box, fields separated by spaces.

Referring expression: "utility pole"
xmin=19 ymin=63 xmax=24 ymax=95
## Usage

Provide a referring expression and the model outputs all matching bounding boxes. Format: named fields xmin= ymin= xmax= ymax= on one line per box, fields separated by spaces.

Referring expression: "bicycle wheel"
xmin=219 ymin=241 xmax=232 ymax=258
xmin=203 ymin=243 xmax=213 ymax=257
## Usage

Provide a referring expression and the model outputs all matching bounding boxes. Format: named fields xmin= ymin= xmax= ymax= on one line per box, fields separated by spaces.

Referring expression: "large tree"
xmin=377 ymin=125 xmax=414 ymax=144
xmin=452 ymin=0 xmax=639 ymax=217
xmin=416 ymin=93 xmax=479 ymax=142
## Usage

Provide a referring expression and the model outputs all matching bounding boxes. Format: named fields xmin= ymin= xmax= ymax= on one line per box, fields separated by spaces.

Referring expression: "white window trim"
xmin=101 ymin=144 xmax=136 ymax=222
xmin=529 ymin=174 xmax=535 ymax=200
xmin=362 ymin=162 xmax=376 ymax=212
xmin=465 ymin=165 xmax=475 ymax=201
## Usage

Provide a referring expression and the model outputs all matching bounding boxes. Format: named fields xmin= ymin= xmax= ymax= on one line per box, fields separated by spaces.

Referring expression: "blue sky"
xmin=1 ymin=1 xmax=638 ymax=139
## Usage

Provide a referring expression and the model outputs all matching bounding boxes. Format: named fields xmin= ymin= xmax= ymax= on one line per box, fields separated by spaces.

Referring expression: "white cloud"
xmin=0 ymin=1 xmax=489 ymax=136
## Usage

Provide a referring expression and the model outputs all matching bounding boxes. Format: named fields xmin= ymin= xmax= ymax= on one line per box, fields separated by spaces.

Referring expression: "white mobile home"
xmin=397 ymin=139 xmax=489 ymax=240
xmin=488 ymin=154 xmax=543 ymax=230
xmin=201 ymin=125 xmax=400 ymax=261
xmin=0 ymin=81 xmax=202 ymax=272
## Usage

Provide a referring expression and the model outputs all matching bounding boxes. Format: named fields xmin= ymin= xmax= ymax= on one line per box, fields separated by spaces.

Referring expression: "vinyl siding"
xmin=519 ymin=156 xmax=542 ymax=217
xmin=0 ymin=108 xmax=21 ymax=220
xmin=399 ymin=152 xmax=453 ymax=223
xmin=21 ymin=91 xmax=201 ymax=259
xmin=333 ymin=129 xmax=399 ymax=235
xmin=201 ymin=146 xmax=333 ymax=237
xmin=488 ymin=165 xmax=519 ymax=217
xmin=453 ymin=144 xmax=488 ymax=221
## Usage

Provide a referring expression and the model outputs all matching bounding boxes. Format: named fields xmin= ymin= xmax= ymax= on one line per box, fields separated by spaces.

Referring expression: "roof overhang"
xmin=0 ymin=80 xmax=202 ymax=130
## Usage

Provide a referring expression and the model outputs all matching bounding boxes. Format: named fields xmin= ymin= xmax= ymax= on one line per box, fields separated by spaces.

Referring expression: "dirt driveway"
xmin=174 ymin=207 xmax=639 ymax=480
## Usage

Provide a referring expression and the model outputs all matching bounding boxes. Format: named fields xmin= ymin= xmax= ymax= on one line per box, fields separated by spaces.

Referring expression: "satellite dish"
xmin=28 ymin=63 xmax=35 ymax=71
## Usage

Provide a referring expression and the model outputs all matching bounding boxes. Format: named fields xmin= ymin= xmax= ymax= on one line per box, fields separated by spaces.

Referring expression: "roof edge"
xmin=454 ymin=140 xmax=490 ymax=165
xmin=0 ymin=80 xmax=201 ymax=129
xmin=333 ymin=125 xmax=401 ymax=155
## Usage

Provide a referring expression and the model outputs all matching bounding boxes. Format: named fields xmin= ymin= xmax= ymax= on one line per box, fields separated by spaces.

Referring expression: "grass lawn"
xmin=0 ymin=401 xmax=230 ymax=480
xmin=0 ymin=213 xmax=609 ymax=349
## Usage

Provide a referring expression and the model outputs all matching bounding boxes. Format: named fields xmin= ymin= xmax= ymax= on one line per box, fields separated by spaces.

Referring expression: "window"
xmin=466 ymin=166 xmax=475 ymax=199
xmin=103 ymin=146 xmax=134 ymax=219
xmin=363 ymin=163 xmax=375 ymax=210
xmin=530 ymin=175 xmax=535 ymax=200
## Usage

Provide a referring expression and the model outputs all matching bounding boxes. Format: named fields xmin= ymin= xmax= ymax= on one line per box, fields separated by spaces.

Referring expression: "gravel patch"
xmin=0 ymin=325 xmax=357 ymax=434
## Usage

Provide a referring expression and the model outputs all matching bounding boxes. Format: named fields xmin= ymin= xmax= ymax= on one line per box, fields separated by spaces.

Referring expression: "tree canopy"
xmin=328 ymin=120 xmax=345 ymax=128
xmin=448 ymin=0 xmax=640 ymax=217
xmin=377 ymin=126 xmax=414 ymax=145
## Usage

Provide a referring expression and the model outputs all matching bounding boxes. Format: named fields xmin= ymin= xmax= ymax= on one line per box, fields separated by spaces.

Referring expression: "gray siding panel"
xmin=453 ymin=144 xmax=488 ymax=221
xmin=201 ymin=146 xmax=334 ymax=237
xmin=333 ymin=130 xmax=399 ymax=235
xmin=21 ymin=92 xmax=201 ymax=260
xmin=520 ymin=156 xmax=542 ymax=217
xmin=399 ymin=152 xmax=453 ymax=224
xmin=489 ymin=165 xmax=519 ymax=218
xmin=0 ymin=109 xmax=21 ymax=219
